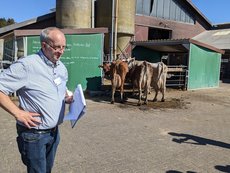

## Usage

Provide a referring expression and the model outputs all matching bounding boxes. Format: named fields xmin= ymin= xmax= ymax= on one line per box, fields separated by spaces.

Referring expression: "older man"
xmin=0 ymin=27 xmax=72 ymax=173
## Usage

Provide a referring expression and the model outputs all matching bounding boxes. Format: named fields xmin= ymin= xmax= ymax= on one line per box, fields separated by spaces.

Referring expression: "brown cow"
xmin=99 ymin=60 xmax=129 ymax=104
xmin=127 ymin=58 xmax=148 ymax=105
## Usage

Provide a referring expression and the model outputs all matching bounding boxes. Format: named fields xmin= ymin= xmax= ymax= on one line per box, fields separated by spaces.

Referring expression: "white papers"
xmin=64 ymin=84 xmax=86 ymax=128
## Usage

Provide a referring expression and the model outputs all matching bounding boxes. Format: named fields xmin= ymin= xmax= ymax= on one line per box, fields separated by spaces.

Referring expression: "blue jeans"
xmin=16 ymin=124 xmax=60 ymax=173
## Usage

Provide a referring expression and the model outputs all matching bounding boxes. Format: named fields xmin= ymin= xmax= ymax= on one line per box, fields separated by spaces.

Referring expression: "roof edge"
xmin=0 ymin=12 xmax=55 ymax=35
xmin=189 ymin=38 xmax=225 ymax=54
xmin=185 ymin=0 xmax=212 ymax=27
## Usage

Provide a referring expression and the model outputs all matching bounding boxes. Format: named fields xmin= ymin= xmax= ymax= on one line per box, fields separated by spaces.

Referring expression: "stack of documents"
xmin=64 ymin=84 xmax=86 ymax=128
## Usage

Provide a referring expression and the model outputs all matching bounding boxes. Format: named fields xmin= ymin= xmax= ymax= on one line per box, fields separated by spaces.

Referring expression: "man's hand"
xmin=15 ymin=110 xmax=41 ymax=128
xmin=0 ymin=91 xmax=41 ymax=128
xmin=65 ymin=89 xmax=74 ymax=104
xmin=65 ymin=95 xmax=74 ymax=104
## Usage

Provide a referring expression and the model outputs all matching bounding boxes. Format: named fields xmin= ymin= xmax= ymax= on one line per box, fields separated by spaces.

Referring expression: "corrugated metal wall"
xmin=136 ymin=0 xmax=195 ymax=24
xmin=188 ymin=43 xmax=221 ymax=90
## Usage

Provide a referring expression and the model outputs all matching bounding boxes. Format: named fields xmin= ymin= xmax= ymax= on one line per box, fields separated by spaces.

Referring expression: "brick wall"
xmin=135 ymin=15 xmax=208 ymax=41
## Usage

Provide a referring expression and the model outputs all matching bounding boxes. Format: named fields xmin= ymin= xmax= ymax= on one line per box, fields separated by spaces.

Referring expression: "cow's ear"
xmin=98 ymin=65 xmax=103 ymax=68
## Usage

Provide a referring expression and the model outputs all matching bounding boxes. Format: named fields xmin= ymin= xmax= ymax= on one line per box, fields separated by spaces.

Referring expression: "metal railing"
xmin=166 ymin=65 xmax=188 ymax=89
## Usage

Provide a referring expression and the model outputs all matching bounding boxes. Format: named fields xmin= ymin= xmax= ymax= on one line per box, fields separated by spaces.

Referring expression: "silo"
xmin=56 ymin=0 xmax=92 ymax=28
xmin=96 ymin=0 xmax=136 ymax=57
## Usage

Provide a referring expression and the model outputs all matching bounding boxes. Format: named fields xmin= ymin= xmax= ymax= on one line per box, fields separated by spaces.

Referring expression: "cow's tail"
xmin=143 ymin=61 xmax=150 ymax=93
xmin=157 ymin=62 xmax=167 ymax=88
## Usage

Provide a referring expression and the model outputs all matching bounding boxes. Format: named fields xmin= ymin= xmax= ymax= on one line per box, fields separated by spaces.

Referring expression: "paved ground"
xmin=1 ymin=82 xmax=230 ymax=173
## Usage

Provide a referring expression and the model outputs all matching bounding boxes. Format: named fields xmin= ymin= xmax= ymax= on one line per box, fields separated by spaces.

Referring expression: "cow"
xmin=127 ymin=57 xmax=148 ymax=105
xmin=146 ymin=61 xmax=168 ymax=103
xmin=127 ymin=57 xmax=168 ymax=105
xmin=99 ymin=60 xmax=129 ymax=104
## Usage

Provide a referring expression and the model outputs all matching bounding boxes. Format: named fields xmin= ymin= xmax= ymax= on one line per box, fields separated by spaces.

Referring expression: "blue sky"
xmin=0 ymin=0 xmax=55 ymax=23
xmin=0 ymin=0 xmax=230 ymax=24
xmin=192 ymin=0 xmax=230 ymax=24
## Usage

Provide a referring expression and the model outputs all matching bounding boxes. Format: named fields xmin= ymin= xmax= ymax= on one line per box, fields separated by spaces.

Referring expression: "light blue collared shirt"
xmin=0 ymin=50 xmax=68 ymax=129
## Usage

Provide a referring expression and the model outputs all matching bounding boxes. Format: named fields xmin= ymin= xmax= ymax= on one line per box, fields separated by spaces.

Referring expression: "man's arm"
xmin=0 ymin=91 xmax=41 ymax=128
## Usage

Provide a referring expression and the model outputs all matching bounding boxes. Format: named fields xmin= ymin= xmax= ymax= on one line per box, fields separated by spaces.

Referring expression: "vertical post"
xmin=114 ymin=0 xmax=118 ymax=60
xmin=110 ymin=0 xmax=115 ymax=61
xmin=91 ymin=0 xmax=95 ymax=28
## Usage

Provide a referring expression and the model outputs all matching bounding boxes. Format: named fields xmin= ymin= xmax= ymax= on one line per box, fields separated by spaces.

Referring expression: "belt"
xmin=16 ymin=124 xmax=57 ymax=134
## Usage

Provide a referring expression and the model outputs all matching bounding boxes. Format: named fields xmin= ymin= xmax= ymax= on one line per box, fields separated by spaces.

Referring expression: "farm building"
xmin=131 ymin=38 xmax=224 ymax=90
xmin=0 ymin=0 xmax=229 ymax=91
xmin=192 ymin=28 xmax=230 ymax=82
xmin=0 ymin=28 xmax=108 ymax=91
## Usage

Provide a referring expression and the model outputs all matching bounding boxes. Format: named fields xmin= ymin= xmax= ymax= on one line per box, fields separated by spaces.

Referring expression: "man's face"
xmin=41 ymin=30 xmax=66 ymax=64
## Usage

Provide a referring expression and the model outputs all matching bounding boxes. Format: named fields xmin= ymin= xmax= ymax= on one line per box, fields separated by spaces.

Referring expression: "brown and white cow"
xmin=127 ymin=58 xmax=168 ymax=105
xmin=146 ymin=61 xmax=168 ymax=103
xmin=99 ymin=60 xmax=129 ymax=104
xmin=127 ymin=58 xmax=148 ymax=105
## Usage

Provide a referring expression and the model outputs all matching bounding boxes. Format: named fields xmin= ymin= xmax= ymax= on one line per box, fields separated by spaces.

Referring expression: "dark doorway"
xmin=148 ymin=28 xmax=171 ymax=40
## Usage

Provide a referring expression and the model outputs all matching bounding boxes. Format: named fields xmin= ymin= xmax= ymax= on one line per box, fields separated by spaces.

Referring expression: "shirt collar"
xmin=38 ymin=49 xmax=60 ymax=68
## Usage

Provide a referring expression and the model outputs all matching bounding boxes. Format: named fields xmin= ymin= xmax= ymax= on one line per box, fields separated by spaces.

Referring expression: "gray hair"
xmin=40 ymin=27 xmax=62 ymax=43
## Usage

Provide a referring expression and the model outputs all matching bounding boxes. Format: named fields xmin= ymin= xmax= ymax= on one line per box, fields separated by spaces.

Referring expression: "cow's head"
xmin=126 ymin=57 xmax=136 ymax=69
xmin=98 ymin=62 xmax=112 ymax=78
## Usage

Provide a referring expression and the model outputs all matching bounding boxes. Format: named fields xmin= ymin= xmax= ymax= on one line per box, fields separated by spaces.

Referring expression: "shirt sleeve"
xmin=0 ymin=60 xmax=28 ymax=95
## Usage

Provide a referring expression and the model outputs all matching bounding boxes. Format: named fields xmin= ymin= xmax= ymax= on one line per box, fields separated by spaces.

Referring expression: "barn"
xmin=131 ymin=38 xmax=224 ymax=90
xmin=0 ymin=0 xmax=229 ymax=91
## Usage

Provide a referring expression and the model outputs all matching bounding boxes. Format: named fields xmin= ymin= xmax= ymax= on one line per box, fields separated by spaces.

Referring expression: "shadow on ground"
xmin=168 ymin=132 xmax=230 ymax=149
xmin=215 ymin=165 xmax=230 ymax=172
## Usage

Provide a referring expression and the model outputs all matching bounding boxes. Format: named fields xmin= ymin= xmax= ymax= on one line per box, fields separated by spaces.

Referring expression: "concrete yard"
xmin=1 ymin=82 xmax=230 ymax=173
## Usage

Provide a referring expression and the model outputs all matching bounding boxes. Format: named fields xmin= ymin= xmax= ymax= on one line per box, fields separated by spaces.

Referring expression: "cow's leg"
xmin=143 ymin=79 xmax=151 ymax=105
xmin=111 ymin=80 xmax=116 ymax=104
xmin=153 ymin=88 xmax=158 ymax=102
xmin=160 ymin=86 xmax=166 ymax=102
xmin=120 ymin=76 xmax=126 ymax=103
xmin=138 ymin=87 xmax=142 ymax=106
xmin=120 ymin=86 xmax=124 ymax=103
xmin=132 ymin=85 xmax=135 ymax=97
xmin=143 ymin=86 xmax=148 ymax=105
xmin=137 ymin=77 xmax=143 ymax=106
xmin=111 ymin=86 xmax=116 ymax=104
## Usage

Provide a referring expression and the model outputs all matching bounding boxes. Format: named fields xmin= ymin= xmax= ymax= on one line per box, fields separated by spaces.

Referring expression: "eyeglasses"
xmin=44 ymin=42 xmax=67 ymax=51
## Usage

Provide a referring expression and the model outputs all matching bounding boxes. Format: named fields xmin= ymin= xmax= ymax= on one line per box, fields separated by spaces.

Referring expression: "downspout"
xmin=110 ymin=0 xmax=115 ymax=61
xmin=114 ymin=0 xmax=118 ymax=60
xmin=91 ymin=0 xmax=95 ymax=28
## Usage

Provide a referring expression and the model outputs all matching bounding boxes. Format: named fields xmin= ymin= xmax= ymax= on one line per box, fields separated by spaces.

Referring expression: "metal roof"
xmin=131 ymin=38 xmax=225 ymax=54
xmin=0 ymin=12 xmax=55 ymax=36
xmin=192 ymin=28 xmax=230 ymax=50
xmin=132 ymin=39 xmax=190 ymax=53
